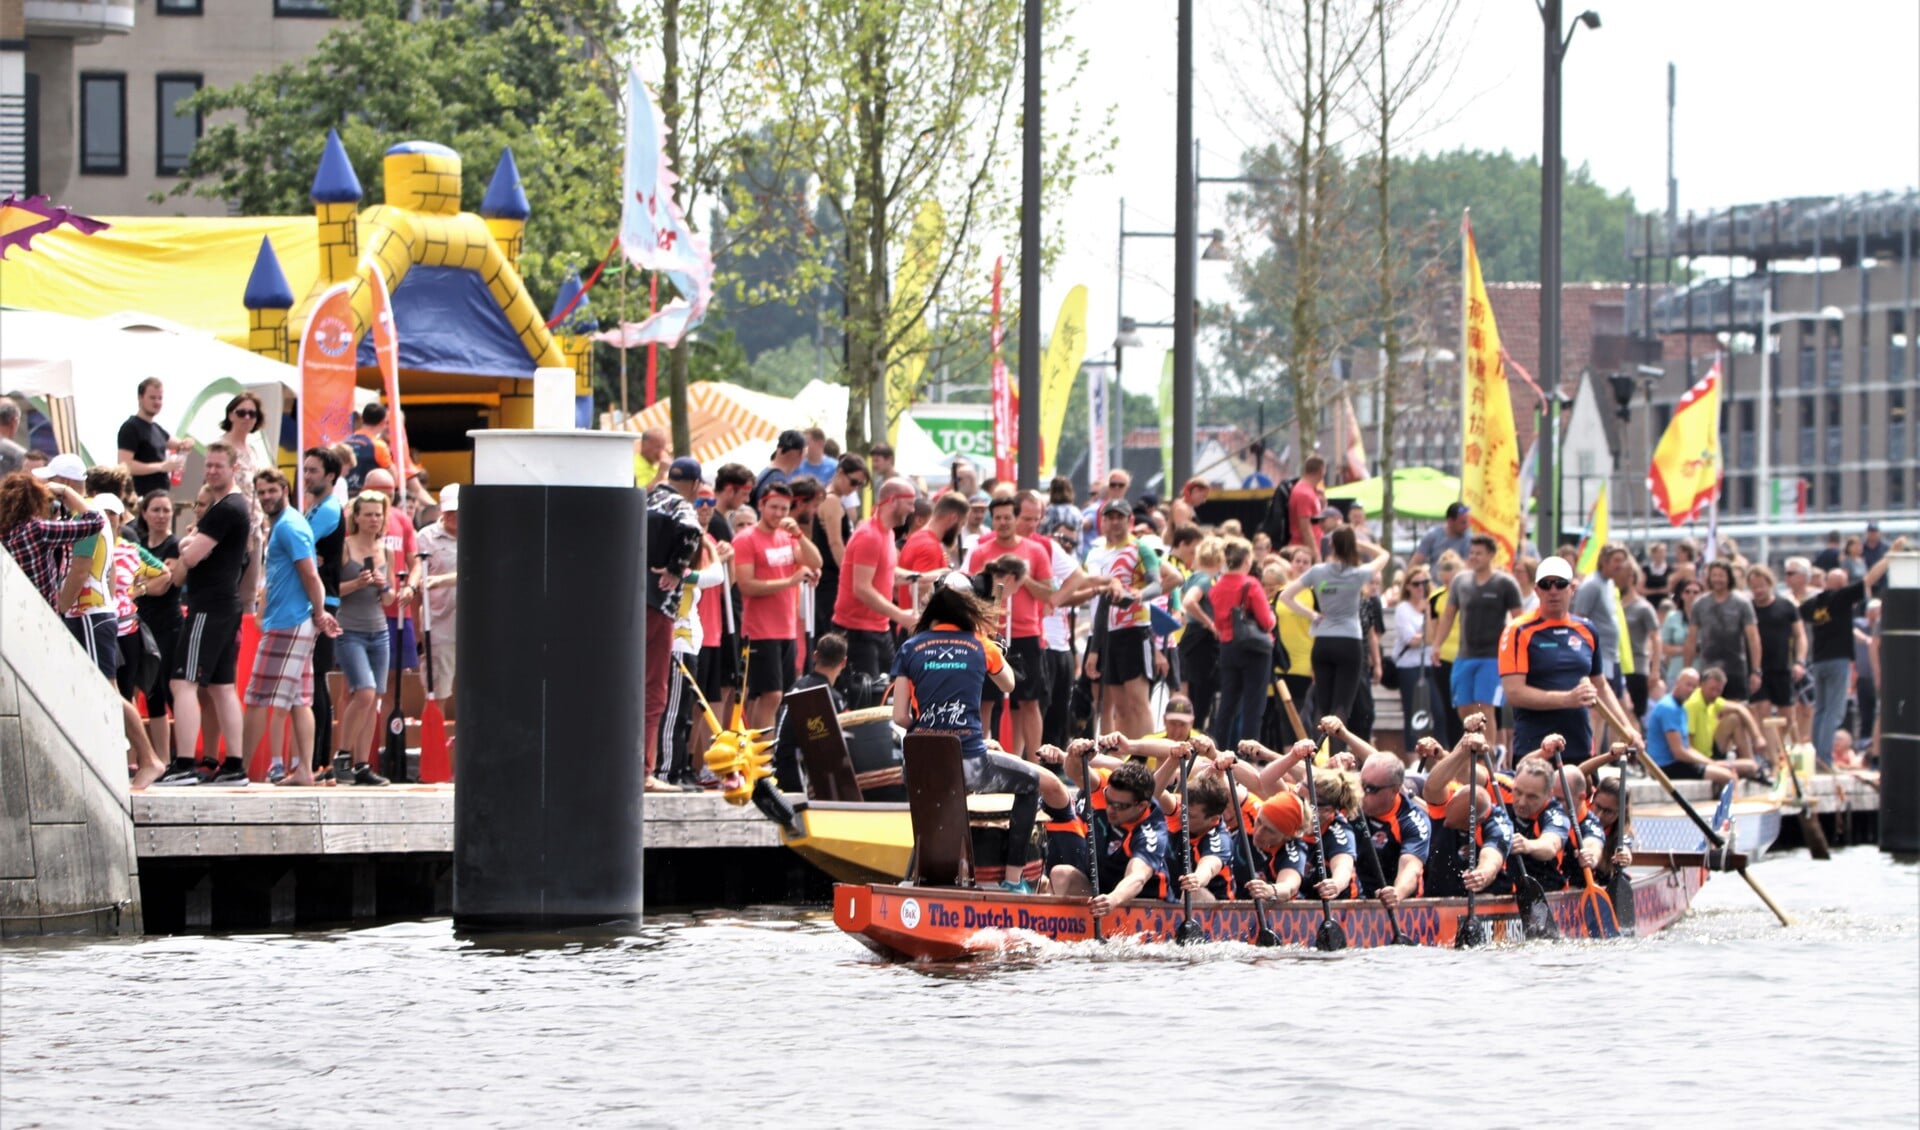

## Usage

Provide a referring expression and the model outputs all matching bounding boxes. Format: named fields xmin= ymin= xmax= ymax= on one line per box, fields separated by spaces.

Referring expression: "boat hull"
xmin=834 ymin=866 xmax=1706 ymax=961
xmin=781 ymin=803 xmax=914 ymax=886
xmin=1635 ymin=798 xmax=1782 ymax=859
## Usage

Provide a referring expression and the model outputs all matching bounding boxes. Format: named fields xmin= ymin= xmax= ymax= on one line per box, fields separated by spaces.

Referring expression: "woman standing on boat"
xmin=889 ymin=572 xmax=1043 ymax=893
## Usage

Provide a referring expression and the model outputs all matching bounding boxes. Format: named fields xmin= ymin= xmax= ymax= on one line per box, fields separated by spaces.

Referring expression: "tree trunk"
xmin=661 ymin=0 xmax=692 ymax=455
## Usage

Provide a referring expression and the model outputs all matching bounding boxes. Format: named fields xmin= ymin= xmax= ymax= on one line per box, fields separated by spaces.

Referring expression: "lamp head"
xmin=1578 ymin=10 xmax=1601 ymax=29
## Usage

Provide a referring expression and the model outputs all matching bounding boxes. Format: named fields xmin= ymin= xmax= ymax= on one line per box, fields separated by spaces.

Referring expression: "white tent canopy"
xmin=0 ymin=307 xmax=296 ymax=469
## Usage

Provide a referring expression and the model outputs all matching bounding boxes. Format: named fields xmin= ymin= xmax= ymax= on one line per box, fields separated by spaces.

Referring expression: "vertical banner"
xmin=298 ymin=281 xmax=359 ymax=455
xmin=615 ymin=65 xmax=714 ymax=346
xmin=1158 ymin=350 xmax=1174 ymax=492
xmin=1088 ymin=367 xmax=1109 ymax=485
xmin=988 ymin=258 xmax=1015 ymax=483
xmin=1037 ymin=284 xmax=1088 ymax=478
xmin=887 ymin=200 xmax=946 ymax=446
xmin=369 ymin=265 xmax=409 ymax=505
xmin=1459 ymin=213 xmax=1523 ymax=567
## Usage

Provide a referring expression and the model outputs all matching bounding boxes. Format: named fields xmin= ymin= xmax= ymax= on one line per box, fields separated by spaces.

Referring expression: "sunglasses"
xmin=1537 ymin=578 xmax=1571 ymax=591
xmin=1107 ymin=481 xmax=1126 ymax=489
xmin=1409 ymin=578 xmax=1430 ymax=586
xmin=695 ymin=498 xmax=716 ymax=509
xmin=1362 ymin=782 xmax=1393 ymax=795
xmin=232 ymin=408 xmax=258 ymax=419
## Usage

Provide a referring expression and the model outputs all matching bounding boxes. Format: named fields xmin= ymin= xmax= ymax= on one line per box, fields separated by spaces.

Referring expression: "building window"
xmin=1655 ymin=403 xmax=1672 ymax=436
xmin=1736 ymin=400 xmax=1755 ymax=470
xmin=1892 ymin=310 xmax=1910 ymax=382
xmin=1797 ymin=322 xmax=1818 ymax=388
xmin=1824 ymin=323 xmax=1844 ymax=387
xmin=1893 ymin=466 xmax=1908 ymax=508
xmin=79 ymin=73 xmax=126 ymax=176
xmin=157 ymin=0 xmax=202 ymax=13
xmin=155 ymin=74 xmax=203 ymax=176
xmin=1798 ymin=397 xmax=1816 ymax=465
xmin=23 ymin=73 xmax=38 ymax=196
xmin=1736 ymin=474 xmax=1754 ymax=514
xmin=1861 ymin=391 xmax=1873 ymax=457
xmin=1892 ymin=389 xmax=1908 ymax=465
xmin=1824 ymin=472 xmax=1841 ymax=509
xmin=274 ymin=0 xmax=333 ymax=16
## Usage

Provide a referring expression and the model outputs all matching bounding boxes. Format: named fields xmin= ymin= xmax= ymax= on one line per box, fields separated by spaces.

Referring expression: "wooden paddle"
xmin=1348 ymin=792 xmax=1416 ymax=945
xmin=1300 ymin=757 xmax=1347 ymax=952
xmin=1275 ymin=680 xmax=1309 ymax=749
xmin=1549 ymin=749 xmax=1619 ymax=939
xmin=1220 ymin=769 xmax=1280 ymax=947
xmin=1455 ymin=746 xmax=1490 ymax=949
xmin=1765 ymin=717 xmax=1831 ymax=860
xmin=1080 ymin=747 xmax=1104 ymax=944
xmin=1593 ymin=695 xmax=1793 ymax=926
xmin=1174 ymin=751 xmax=1204 ymax=945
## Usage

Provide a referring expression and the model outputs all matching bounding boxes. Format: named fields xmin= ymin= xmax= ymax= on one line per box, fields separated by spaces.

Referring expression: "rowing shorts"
xmin=1102 ymin=627 xmax=1153 ymax=686
xmin=746 ymin=638 xmax=796 ymax=698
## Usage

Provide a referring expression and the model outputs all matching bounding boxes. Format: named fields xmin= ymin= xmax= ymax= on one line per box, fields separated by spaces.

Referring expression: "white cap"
xmin=438 ymin=483 xmax=460 ymax=513
xmin=1536 ymin=555 xmax=1575 ymax=584
xmin=90 ymin=493 xmax=125 ymax=515
xmin=31 ymin=453 xmax=86 ymax=482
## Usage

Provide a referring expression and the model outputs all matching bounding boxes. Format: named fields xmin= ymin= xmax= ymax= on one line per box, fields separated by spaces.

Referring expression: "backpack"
xmin=1261 ymin=478 xmax=1299 ymax=548
xmin=344 ymin=433 xmax=377 ymax=492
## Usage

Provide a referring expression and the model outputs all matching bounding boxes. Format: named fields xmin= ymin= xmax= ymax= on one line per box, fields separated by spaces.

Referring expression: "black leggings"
xmin=1310 ymin=636 xmax=1366 ymax=728
xmin=1178 ymin=630 xmax=1219 ymax=733
xmin=1214 ymin=638 xmax=1271 ymax=750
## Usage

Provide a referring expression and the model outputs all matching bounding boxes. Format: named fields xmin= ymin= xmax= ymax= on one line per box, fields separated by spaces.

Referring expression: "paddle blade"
xmin=1456 ymin=914 xmax=1489 ymax=949
xmin=1518 ymin=878 xmax=1559 ymax=940
xmin=1253 ymin=924 xmax=1281 ymax=948
xmin=1314 ymin=915 xmax=1347 ymax=953
xmin=419 ymin=701 xmax=451 ymax=783
xmin=1578 ymin=886 xmax=1620 ymax=939
xmin=1175 ymin=919 xmax=1205 ymax=946
xmin=1798 ymin=809 xmax=1833 ymax=860
xmin=1608 ymin=871 xmax=1637 ymax=931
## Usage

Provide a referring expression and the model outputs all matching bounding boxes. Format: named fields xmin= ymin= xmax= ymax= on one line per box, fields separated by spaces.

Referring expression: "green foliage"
xmin=741 ymin=334 xmax=824 ymax=398
xmin=170 ymin=0 xmax=626 ymax=305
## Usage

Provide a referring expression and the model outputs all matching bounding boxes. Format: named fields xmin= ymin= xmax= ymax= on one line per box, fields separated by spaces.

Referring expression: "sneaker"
xmin=267 ymin=763 xmax=286 ymax=784
xmin=350 ymin=764 xmax=390 ymax=787
xmin=153 ymin=759 xmax=202 ymax=787
xmin=208 ymin=759 xmax=250 ymax=786
xmin=999 ymin=878 xmax=1034 ymax=895
xmin=191 ymin=758 xmax=220 ymax=784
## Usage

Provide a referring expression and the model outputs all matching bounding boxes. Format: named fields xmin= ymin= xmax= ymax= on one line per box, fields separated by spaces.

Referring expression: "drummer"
xmin=890 ymin=572 xmax=1045 ymax=894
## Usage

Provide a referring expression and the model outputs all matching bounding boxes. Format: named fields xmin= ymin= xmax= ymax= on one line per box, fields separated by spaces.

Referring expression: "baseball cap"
xmin=438 ymin=483 xmax=460 ymax=513
xmin=970 ymin=490 xmax=991 ymax=505
xmin=1163 ymin=695 xmax=1195 ymax=722
xmin=89 ymin=493 xmax=125 ymax=515
xmin=1866 ymin=521 xmax=1881 ymax=532
xmin=1536 ymin=555 xmax=1575 ymax=584
xmin=774 ymin=429 xmax=806 ymax=454
xmin=1445 ymin=501 xmax=1471 ymax=520
xmin=667 ymin=456 xmax=704 ymax=483
xmin=1101 ymin=499 xmax=1131 ymax=517
xmin=31 ymin=453 xmax=86 ymax=482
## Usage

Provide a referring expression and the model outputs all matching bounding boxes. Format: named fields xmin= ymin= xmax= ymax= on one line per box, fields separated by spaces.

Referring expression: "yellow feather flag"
xmin=1574 ymin=484 xmax=1608 ymax=575
xmin=885 ymin=200 xmax=945 ymax=446
xmin=1038 ymin=284 xmax=1088 ymax=478
xmin=1458 ymin=213 xmax=1523 ymax=567
xmin=1647 ymin=357 xmax=1723 ymax=525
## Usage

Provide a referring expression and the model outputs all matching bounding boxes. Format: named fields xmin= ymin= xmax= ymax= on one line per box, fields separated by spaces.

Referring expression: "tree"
xmin=1388 ymin=148 xmax=1638 ymax=283
xmin=733 ymin=0 xmax=1109 ymax=454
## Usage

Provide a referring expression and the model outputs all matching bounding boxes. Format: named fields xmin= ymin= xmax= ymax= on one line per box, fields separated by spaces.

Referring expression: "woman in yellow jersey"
xmin=1270 ymin=550 xmax=1316 ymax=745
xmin=1427 ymin=550 xmax=1465 ymax=748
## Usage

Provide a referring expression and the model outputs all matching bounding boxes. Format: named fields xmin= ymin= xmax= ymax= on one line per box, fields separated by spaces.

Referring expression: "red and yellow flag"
xmin=1459 ymin=214 xmax=1522 ymax=566
xmin=1648 ymin=357 xmax=1722 ymax=525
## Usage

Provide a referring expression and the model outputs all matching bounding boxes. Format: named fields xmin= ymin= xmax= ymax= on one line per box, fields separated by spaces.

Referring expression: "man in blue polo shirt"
xmin=1498 ymin=555 xmax=1639 ymax=764
xmin=1644 ymin=667 xmax=1738 ymax=787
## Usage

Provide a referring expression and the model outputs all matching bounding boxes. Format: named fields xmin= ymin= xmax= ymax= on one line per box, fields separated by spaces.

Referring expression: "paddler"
xmin=1585 ymin=772 xmax=1635 ymax=877
xmin=1502 ymin=750 xmax=1575 ymax=893
xmin=1169 ymin=762 xmax=1237 ymax=903
xmin=1357 ymin=751 xmax=1431 ymax=905
xmin=1423 ymin=775 xmax=1514 ymax=898
xmin=1045 ymin=759 xmax=1171 ymax=915
xmin=1241 ymin=774 xmax=1360 ymax=903
xmin=890 ymin=571 xmax=1045 ymax=893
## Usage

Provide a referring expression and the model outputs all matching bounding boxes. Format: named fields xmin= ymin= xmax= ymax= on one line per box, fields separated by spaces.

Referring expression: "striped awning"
xmin=601 ymin=382 xmax=796 ymax=465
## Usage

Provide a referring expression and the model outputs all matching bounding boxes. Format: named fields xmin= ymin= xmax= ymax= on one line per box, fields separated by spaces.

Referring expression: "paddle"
xmin=1455 ymin=748 xmax=1490 ymax=949
xmin=1219 ymin=766 xmax=1280 ymax=947
xmin=1300 ymin=757 xmax=1347 ymax=953
xmin=1348 ymin=791 xmax=1416 ymax=945
xmin=1080 ymin=747 xmax=1104 ymax=944
xmin=1087 ymin=595 xmax=1110 ymax=740
xmin=1174 ymin=750 xmax=1204 ymax=945
xmin=1275 ymin=679 xmax=1309 ymax=750
xmin=1765 ymin=717 xmax=1831 ymax=860
xmin=1549 ymin=749 xmax=1619 ymax=939
xmin=1594 ymin=696 xmax=1793 ymax=927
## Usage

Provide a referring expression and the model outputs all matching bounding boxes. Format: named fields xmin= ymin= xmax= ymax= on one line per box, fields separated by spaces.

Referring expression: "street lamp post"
xmin=1538 ymin=0 xmax=1600 ymax=555
xmin=1018 ymin=0 xmax=1042 ymax=489
xmin=1172 ymin=0 xmax=1196 ymax=490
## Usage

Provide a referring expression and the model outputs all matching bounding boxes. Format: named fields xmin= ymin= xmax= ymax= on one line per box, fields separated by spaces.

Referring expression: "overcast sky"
xmin=1044 ymin=0 xmax=1920 ymax=394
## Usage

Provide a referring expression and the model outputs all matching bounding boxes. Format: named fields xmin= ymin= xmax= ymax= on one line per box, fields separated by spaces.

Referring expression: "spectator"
xmin=1410 ymin=501 xmax=1472 ymax=569
xmin=899 ymin=491 xmax=966 ymax=611
xmin=240 ymin=468 xmax=339 ymax=785
xmin=867 ymin=442 xmax=896 ymax=483
xmin=1271 ymin=548 xmax=1316 ymax=745
xmin=753 ymin=430 xmax=807 ymax=508
xmin=773 ymin=632 xmax=848 ymax=790
xmin=961 ymin=490 xmax=990 ymax=552
xmin=1081 ymin=469 xmax=1130 ymax=554
xmin=1681 ymin=666 xmax=1771 ymax=782
xmin=1811 ymin=530 xmax=1843 ymax=572
xmin=1038 ymin=513 xmax=1095 ymax=748
xmin=1839 ymin=536 xmax=1866 ymax=584
xmin=806 ymin=453 xmax=869 ymax=662
xmin=1801 ymin=544 xmax=1904 ymax=768
xmin=659 ymin=498 xmax=727 ymax=790
xmin=948 ymin=458 xmax=980 ymax=499
xmin=733 ymin=481 xmax=822 ymax=730
xmin=709 ymin=463 xmax=754 ymax=541
xmin=1 ymin=470 xmax=103 ymax=608
xmin=1853 ymin=600 xmax=1879 ymax=755
xmin=795 ymin=425 xmax=837 ymax=485
xmin=1497 ymin=554 xmax=1639 ymax=764
xmin=1210 ymin=536 xmax=1275 ymax=749
xmin=1169 ymin=477 xmax=1210 ymax=529
xmin=1661 ymin=581 xmax=1698 ymax=685
xmin=1571 ymin=543 xmax=1632 ymax=737
xmin=1084 ymin=499 xmax=1163 ymax=738
xmin=132 ymin=489 xmax=182 ymax=764
xmin=965 ymin=494 xmax=1056 ymax=758
xmin=632 ymin=426 xmax=668 ymax=490
xmin=300 ymin=447 xmax=347 ymax=777
xmin=1176 ymin=536 xmax=1223 ymax=735
xmin=327 ymin=490 xmax=395 ymax=786
xmin=344 ymin=403 xmax=392 ymax=494
xmin=1645 ymin=668 xmax=1751 ymax=787
xmin=1391 ymin=566 xmax=1438 ymax=750
xmin=1685 ymin=560 xmax=1759 ymax=702
xmin=115 ymin=378 xmax=189 ymax=497
xmin=1428 ymin=534 xmax=1521 ymax=756
xmin=361 ymin=469 xmax=419 ymax=727
xmin=1745 ymin=564 xmax=1805 ymax=737
xmin=56 ymin=475 xmax=122 ymax=685
xmin=831 ymin=477 xmax=919 ymax=695
xmin=644 ymin=458 xmax=706 ymax=791
xmin=1279 ymin=524 xmax=1391 ymax=741
xmin=92 ymin=478 xmax=171 ymax=789
xmin=1861 ymin=523 xmax=1890 ymax=596
xmin=1639 ymin=541 xmax=1672 ymax=602
xmin=1286 ymin=455 xmax=1327 ymax=562
xmin=1668 ymin=539 xmax=1699 ymax=591
xmin=156 ymin=442 xmax=252 ymax=786
xmin=0 ymin=399 xmax=24 ymax=477
xmin=416 ymin=482 xmax=460 ymax=727
xmin=1042 ymin=476 xmax=1082 ymax=543
xmin=1514 ymin=554 xmax=1539 ymax=614
xmin=1620 ymin=564 xmax=1660 ymax=721
xmin=691 ymin=484 xmax=739 ymax=760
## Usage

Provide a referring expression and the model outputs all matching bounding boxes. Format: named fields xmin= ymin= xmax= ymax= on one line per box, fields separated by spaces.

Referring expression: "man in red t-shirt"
xmin=1288 ymin=454 xmax=1327 ymax=562
xmin=898 ymin=491 xmax=968 ymax=612
xmin=966 ymin=493 xmax=1056 ymax=758
xmin=732 ymin=481 xmax=822 ymax=729
xmin=832 ymin=477 xmax=919 ymax=691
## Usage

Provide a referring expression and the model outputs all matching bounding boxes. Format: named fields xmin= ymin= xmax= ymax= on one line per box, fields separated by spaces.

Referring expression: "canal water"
xmin=3 ymin=849 xmax=1915 ymax=1127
